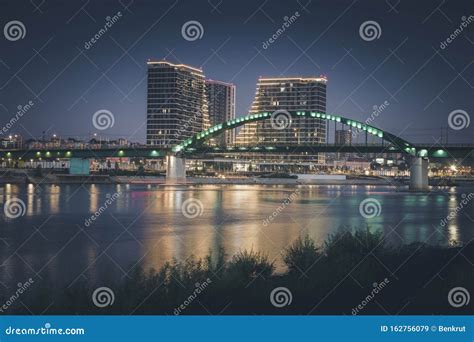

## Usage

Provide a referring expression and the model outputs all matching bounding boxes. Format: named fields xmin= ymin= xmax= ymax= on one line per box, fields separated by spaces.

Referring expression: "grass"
xmin=2 ymin=229 xmax=472 ymax=315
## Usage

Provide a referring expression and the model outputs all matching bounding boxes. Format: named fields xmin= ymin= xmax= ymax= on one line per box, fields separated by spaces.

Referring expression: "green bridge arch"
xmin=172 ymin=111 xmax=416 ymax=154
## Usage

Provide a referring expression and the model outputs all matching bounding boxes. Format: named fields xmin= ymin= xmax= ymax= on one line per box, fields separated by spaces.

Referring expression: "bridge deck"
xmin=1 ymin=144 xmax=472 ymax=159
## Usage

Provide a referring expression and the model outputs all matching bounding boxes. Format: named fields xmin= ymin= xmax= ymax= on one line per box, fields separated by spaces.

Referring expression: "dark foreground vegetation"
xmin=3 ymin=229 xmax=473 ymax=315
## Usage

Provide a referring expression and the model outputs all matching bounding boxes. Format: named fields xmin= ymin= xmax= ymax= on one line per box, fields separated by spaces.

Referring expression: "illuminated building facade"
xmin=205 ymin=80 xmax=236 ymax=147
xmin=236 ymin=76 xmax=327 ymax=164
xmin=335 ymin=129 xmax=353 ymax=160
xmin=146 ymin=60 xmax=209 ymax=147
xmin=335 ymin=129 xmax=352 ymax=145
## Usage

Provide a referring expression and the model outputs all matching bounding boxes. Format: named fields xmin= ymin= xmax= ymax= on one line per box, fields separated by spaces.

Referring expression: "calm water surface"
xmin=1 ymin=183 xmax=473 ymax=287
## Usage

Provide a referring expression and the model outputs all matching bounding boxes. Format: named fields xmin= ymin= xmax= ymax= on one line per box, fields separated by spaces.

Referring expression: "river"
xmin=0 ymin=183 xmax=472 ymax=288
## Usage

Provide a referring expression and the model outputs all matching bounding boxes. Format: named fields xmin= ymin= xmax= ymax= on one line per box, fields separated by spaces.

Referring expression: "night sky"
xmin=0 ymin=0 xmax=472 ymax=144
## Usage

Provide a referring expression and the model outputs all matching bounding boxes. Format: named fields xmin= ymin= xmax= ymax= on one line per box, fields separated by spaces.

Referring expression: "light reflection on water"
xmin=0 ymin=183 xmax=472 ymax=286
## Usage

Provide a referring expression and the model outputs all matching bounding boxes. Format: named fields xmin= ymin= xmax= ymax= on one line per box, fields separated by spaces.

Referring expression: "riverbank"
xmin=1 ymin=170 xmax=473 ymax=186
xmin=0 ymin=174 xmax=395 ymax=186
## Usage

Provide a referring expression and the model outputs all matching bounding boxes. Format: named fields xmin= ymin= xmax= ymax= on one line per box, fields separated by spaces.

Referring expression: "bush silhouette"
xmin=3 ymin=229 xmax=472 ymax=315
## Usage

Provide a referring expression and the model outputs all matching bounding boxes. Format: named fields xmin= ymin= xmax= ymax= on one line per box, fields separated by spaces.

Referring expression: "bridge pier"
xmin=166 ymin=155 xmax=186 ymax=184
xmin=409 ymin=156 xmax=429 ymax=191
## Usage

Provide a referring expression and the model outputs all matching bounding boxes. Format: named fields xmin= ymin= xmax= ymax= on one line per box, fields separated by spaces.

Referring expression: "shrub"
xmin=284 ymin=235 xmax=321 ymax=275
xmin=7 ymin=229 xmax=473 ymax=315
xmin=226 ymin=250 xmax=274 ymax=283
xmin=324 ymin=227 xmax=385 ymax=261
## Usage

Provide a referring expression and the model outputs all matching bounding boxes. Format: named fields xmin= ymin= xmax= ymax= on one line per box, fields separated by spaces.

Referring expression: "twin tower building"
xmin=146 ymin=60 xmax=327 ymax=155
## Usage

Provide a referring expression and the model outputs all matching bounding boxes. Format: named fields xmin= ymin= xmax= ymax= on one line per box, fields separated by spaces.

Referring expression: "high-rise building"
xmin=335 ymin=129 xmax=352 ymax=145
xmin=146 ymin=60 xmax=209 ymax=147
xmin=236 ymin=76 xmax=327 ymax=164
xmin=205 ymin=80 xmax=236 ymax=147
xmin=335 ymin=129 xmax=353 ymax=161
xmin=237 ymin=77 xmax=327 ymax=144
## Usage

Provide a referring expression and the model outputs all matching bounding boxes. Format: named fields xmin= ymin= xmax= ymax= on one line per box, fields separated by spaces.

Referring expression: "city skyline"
xmin=0 ymin=0 xmax=473 ymax=328
xmin=0 ymin=0 xmax=472 ymax=144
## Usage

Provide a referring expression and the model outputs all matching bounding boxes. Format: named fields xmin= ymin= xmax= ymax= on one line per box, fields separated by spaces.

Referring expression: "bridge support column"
xmin=409 ymin=157 xmax=429 ymax=191
xmin=166 ymin=155 xmax=186 ymax=184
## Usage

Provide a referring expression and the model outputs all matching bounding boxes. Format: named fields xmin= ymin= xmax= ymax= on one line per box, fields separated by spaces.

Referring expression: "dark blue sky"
xmin=0 ymin=0 xmax=472 ymax=143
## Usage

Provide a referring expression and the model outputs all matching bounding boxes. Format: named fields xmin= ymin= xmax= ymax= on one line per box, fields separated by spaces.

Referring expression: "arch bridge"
xmin=2 ymin=111 xmax=472 ymax=190
xmin=172 ymin=110 xmax=417 ymax=155
xmin=165 ymin=110 xmax=438 ymax=190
